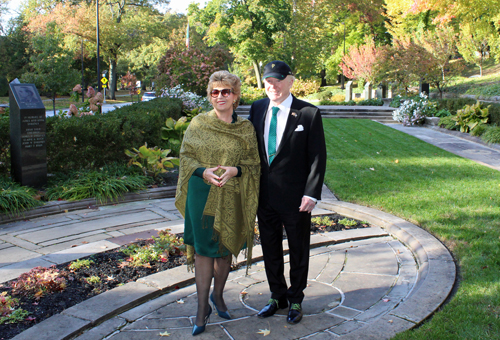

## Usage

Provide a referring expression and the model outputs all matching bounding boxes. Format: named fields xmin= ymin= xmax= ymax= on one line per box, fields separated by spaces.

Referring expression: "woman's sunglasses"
xmin=211 ymin=89 xmax=232 ymax=98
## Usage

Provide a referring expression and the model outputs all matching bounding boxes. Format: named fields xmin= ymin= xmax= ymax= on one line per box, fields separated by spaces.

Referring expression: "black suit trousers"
xmin=257 ymin=202 xmax=311 ymax=304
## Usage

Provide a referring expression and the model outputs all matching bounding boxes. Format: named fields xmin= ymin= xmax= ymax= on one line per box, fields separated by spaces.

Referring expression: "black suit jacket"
xmin=248 ymin=96 xmax=327 ymax=212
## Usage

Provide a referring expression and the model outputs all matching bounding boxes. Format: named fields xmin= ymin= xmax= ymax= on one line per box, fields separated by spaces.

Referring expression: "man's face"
xmin=264 ymin=76 xmax=294 ymax=105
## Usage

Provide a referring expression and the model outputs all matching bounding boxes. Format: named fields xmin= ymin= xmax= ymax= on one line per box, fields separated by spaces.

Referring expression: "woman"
xmin=175 ymin=71 xmax=260 ymax=336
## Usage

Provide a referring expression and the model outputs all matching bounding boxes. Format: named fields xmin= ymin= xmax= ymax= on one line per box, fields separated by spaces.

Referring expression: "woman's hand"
xmin=203 ymin=167 xmax=221 ymax=186
xmin=217 ymin=166 xmax=238 ymax=187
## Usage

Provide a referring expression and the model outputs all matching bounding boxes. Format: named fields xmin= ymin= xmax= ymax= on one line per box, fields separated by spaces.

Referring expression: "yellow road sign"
xmin=137 ymin=89 xmax=141 ymax=94
xmin=101 ymin=77 xmax=108 ymax=85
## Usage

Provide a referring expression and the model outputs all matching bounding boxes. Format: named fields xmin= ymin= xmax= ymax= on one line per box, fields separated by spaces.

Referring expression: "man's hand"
xmin=299 ymin=196 xmax=316 ymax=213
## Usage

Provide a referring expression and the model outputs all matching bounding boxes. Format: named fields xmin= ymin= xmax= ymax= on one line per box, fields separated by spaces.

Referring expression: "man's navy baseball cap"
xmin=263 ymin=61 xmax=293 ymax=80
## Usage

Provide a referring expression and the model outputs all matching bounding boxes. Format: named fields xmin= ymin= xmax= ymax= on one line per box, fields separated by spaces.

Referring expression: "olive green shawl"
xmin=175 ymin=110 xmax=260 ymax=269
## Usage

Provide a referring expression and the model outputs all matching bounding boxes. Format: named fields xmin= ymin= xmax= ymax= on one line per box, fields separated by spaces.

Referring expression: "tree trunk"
xmin=109 ymin=59 xmax=117 ymax=100
xmin=253 ymin=60 xmax=262 ymax=89
xmin=52 ymin=93 xmax=56 ymax=115
xmin=320 ymin=69 xmax=327 ymax=87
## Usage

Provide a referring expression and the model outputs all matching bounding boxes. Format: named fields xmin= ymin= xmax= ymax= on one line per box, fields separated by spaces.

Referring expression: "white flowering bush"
xmin=392 ymin=93 xmax=437 ymax=126
xmin=159 ymin=85 xmax=210 ymax=112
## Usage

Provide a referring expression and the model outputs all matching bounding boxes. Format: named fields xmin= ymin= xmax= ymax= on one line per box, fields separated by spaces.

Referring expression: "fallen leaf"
xmin=388 ymin=320 xmax=393 ymax=323
xmin=71 ymin=245 xmax=78 ymax=248
xmin=159 ymin=331 xmax=170 ymax=336
xmin=395 ymin=159 xmax=399 ymax=163
xmin=81 ymin=241 xmax=89 ymax=244
xmin=240 ymin=291 xmax=248 ymax=296
xmin=106 ymin=276 xmax=115 ymax=281
xmin=143 ymin=263 xmax=152 ymax=268
xmin=64 ymin=209 xmax=69 ymax=213
xmin=257 ymin=329 xmax=271 ymax=336
xmin=118 ymin=262 xmax=129 ymax=268
xmin=369 ymin=168 xmax=375 ymax=171
xmin=100 ymin=246 xmax=108 ymax=249
xmin=382 ymin=298 xmax=390 ymax=303
xmin=25 ymin=316 xmax=36 ymax=322
xmin=177 ymin=299 xmax=185 ymax=304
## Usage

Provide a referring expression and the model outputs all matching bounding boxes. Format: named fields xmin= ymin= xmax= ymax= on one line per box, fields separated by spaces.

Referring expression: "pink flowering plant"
xmin=67 ymin=85 xmax=104 ymax=117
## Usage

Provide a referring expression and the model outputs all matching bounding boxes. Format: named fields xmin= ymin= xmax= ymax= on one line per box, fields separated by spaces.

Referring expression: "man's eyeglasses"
xmin=211 ymin=89 xmax=232 ymax=98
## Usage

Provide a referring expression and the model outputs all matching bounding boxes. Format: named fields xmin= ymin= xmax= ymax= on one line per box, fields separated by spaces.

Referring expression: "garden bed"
xmin=0 ymin=213 xmax=368 ymax=340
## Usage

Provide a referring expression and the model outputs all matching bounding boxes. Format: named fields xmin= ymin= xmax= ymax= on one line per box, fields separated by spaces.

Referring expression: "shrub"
xmin=0 ymin=292 xmax=29 ymax=325
xmin=435 ymin=98 xmax=500 ymax=126
xmin=240 ymin=86 xmax=266 ymax=105
xmin=45 ymin=168 xmax=151 ymax=203
xmin=0 ymin=115 xmax=10 ymax=177
xmin=392 ymin=93 xmax=437 ymax=126
xmin=357 ymin=98 xmax=383 ymax=106
xmin=122 ymin=229 xmax=185 ymax=267
xmin=452 ymin=101 xmax=489 ymax=133
xmin=0 ymin=177 xmax=42 ymax=214
xmin=330 ymin=94 xmax=346 ymax=102
xmin=11 ymin=266 xmax=67 ymax=300
xmin=68 ymin=259 xmax=94 ymax=271
xmin=471 ymin=124 xmax=487 ymax=137
xmin=439 ymin=116 xmax=458 ymax=130
xmin=481 ymin=125 xmax=500 ymax=144
xmin=46 ymin=97 xmax=182 ymax=172
xmin=159 ymin=85 xmax=210 ymax=112
xmin=435 ymin=109 xmax=452 ymax=117
xmin=125 ymin=143 xmax=179 ymax=178
xmin=291 ymin=78 xmax=320 ymax=98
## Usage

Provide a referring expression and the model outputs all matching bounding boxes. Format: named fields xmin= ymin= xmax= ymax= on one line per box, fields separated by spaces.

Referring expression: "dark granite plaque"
xmin=9 ymin=83 xmax=47 ymax=188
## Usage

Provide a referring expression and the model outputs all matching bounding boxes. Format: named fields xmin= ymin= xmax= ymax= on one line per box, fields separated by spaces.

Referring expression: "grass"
xmin=323 ymin=119 xmax=500 ymax=339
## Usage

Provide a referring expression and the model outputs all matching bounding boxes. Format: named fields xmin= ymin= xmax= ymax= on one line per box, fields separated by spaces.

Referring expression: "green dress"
xmin=175 ymin=111 xmax=260 ymax=266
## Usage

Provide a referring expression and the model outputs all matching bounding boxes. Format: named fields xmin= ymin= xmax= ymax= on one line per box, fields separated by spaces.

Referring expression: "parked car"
xmin=141 ymin=91 xmax=157 ymax=102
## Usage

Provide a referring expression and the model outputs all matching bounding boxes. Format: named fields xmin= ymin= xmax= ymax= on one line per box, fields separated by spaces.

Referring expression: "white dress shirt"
xmin=263 ymin=94 xmax=317 ymax=205
xmin=264 ymin=94 xmax=293 ymax=161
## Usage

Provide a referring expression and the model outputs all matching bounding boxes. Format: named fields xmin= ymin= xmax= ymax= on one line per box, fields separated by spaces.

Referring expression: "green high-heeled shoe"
xmin=192 ymin=305 xmax=212 ymax=336
xmin=210 ymin=293 xmax=232 ymax=320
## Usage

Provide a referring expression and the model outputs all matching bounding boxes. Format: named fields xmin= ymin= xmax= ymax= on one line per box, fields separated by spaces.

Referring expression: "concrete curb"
xmin=0 ymin=187 xmax=177 ymax=225
xmin=318 ymin=201 xmax=456 ymax=338
xmin=12 ymin=201 xmax=456 ymax=340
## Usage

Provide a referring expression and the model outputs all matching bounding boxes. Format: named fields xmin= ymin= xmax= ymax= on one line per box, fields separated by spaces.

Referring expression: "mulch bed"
xmin=0 ymin=213 xmax=368 ymax=340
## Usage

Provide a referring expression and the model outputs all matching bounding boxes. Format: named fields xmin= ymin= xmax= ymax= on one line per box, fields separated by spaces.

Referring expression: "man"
xmin=248 ymin=61 xmax=327 ymax=325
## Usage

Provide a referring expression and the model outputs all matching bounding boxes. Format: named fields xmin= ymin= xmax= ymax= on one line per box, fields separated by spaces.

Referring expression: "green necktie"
xmin=268 ymin=106 xmax=279 ymax=164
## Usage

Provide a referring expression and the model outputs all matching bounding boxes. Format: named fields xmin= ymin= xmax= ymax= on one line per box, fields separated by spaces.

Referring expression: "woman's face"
xmin=210 ymin=83 xmax=236 ymax=114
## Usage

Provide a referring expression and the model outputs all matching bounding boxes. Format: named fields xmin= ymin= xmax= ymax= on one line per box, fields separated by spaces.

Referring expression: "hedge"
xmin=435 ymin=98 xmax=500 ymax=126
xmin=0 ymin=97 xmax=183 ymax=176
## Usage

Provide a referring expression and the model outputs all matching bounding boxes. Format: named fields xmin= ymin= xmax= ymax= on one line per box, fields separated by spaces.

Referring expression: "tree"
xmin=340 ymin=38 xmax=384 ymax=84
xmin=21 ymin=22 xmax=80 ymax=113
xmin=0 ymin=15 xmax=31 ymax=84
xmin=156 ymin=45 xmax=230 ymax=95
xmin=26 ymin=1 xmax=167 ymax=99
xmin=380 ymin=36 xmax=437 ymax=95
xmin=457 ymin=21 xmax=495 ymax=76
xmin=191 ymin=0 xmax=291 ymax=88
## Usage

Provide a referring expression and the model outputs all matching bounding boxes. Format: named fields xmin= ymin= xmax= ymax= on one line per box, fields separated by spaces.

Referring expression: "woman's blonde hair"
xmin=207 ymin=71 xmax=241 ymax=110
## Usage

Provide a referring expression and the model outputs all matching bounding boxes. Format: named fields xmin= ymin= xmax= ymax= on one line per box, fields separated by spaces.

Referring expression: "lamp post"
xmin=340 ymin=22 xmax=346 ymax=90
xmin=81 ymin=38 xmax=84 ymax=103
xmin=96 ymin=0 xmax=101 ymax=94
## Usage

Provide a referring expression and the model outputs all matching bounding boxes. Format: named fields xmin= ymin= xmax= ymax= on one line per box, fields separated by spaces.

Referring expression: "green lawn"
xmin=323 ymin=119 xmax=500 ymax=339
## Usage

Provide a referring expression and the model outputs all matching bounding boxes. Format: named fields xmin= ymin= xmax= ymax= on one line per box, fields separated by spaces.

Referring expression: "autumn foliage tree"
xmin=156 ymin=46 xmax=230 ymax=96
xmin=340 ymin=38 xmax=384 ymax=85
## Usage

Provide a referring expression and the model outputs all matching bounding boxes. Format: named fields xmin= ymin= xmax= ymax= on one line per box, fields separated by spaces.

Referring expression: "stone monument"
xmin=419 ymin=81 xmax=430 ymax=96
xmin=345 ymin=81 xmax=353 ymax=102
xmin=9 ymin=83 xmax=47 ymax=188
xmin=376 ymin=83 xmax=387 ymax=99
xmin=364 ymin=82 xmax=372 ymax=100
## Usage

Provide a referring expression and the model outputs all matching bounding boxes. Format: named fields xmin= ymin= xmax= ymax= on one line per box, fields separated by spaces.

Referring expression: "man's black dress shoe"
xmin=257 ymin=299 xmax=288 ymax=318
xmin=287 ymin=303 xmax=303 ymax=324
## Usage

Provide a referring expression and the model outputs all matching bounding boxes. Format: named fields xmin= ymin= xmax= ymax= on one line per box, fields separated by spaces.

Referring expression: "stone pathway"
xmin=6 ymin=198 xmax=455 ymax=340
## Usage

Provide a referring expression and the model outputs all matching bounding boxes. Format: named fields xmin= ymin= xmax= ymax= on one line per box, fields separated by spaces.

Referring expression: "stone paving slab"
xmin=0 ymin=245 xmax=41 ymax=268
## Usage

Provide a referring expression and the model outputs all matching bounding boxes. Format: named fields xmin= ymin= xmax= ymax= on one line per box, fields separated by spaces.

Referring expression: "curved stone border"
xmin=319 ymin=201 xmax=456 ymax=339
xmin=0 ymin=187 xmax=177 ymax=225
xmin=11 ymin=200 xmax=456 ymax=340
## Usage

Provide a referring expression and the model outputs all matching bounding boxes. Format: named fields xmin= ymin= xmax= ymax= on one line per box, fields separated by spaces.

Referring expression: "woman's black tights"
xmin=194 ymin=254 xmax=232 ymax=326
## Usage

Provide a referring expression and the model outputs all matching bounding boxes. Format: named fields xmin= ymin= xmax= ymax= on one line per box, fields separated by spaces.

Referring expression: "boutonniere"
xmin=291 ymin=112 xmax=297 ymax=117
